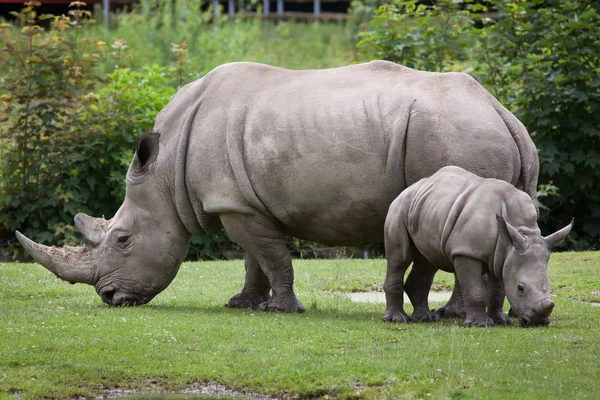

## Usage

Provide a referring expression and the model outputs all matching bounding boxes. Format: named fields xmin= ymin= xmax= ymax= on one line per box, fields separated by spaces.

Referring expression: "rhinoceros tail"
xmin=492 ymin=101 xmax=540 ymax=217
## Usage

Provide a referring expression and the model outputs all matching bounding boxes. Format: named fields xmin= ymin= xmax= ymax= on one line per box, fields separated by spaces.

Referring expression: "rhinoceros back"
xmin=161 ymin=61 xmax=535 ymax=246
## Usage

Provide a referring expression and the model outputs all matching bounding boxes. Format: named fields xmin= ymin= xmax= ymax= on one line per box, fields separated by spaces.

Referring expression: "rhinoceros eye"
xmin=116 ymin=234 xmax=132 ymax=247
xmin=517 ymin=283 xmax=526 ymax=295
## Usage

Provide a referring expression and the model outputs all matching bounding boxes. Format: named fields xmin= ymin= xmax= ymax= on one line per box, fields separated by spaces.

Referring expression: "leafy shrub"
xmin=486 ymin=1 xmax=600 ymax=250
xmin=357 ymin=0 xmax=600 ymax=250
xmin=1 ymin=3 xmax=180 ymax=257
xmin=0 ymin=0 xmax=358 ymax=260
xmin=357 ymin=0 xmax=472 ymax=71
xmin=0 ymin=1 xmax=116 ymax=256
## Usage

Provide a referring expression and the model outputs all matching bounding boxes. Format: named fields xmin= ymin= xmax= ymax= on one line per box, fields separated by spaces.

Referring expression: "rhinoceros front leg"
xmin=405 ymin=253 xmax=440 ymax=323
xmin=226 ymin=254 xmax=271 ymax=309
xmin=486 ymin=274 xmax=513 ymax=325
xmin=433 ymin=276 xmax=466 ymax=319
xmin=454 ymin=256 xmax=493 ymax=327
xmin=220 ymin=213 xmax=305 ymax=313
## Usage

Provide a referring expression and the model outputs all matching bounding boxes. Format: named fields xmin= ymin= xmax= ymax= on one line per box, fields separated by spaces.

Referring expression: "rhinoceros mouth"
xmin=518 ymin=315 xmax=551 ymax=327
xmin=98 ymin=286 xmax=146 ymax=307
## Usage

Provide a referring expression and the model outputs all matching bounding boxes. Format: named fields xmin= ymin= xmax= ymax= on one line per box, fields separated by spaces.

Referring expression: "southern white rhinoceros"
xmin=16 ymin=61 xmax=539 ymax=312
xmin=384 ymin=166 xmax=572 ymax=327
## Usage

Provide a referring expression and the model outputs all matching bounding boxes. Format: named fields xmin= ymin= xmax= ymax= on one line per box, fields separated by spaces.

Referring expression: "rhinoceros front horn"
xmin=15 ymin=231 xmax=96 ymax=285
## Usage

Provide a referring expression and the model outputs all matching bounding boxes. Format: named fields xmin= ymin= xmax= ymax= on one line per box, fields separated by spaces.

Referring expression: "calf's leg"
xmin=383 ymin=220 xmax=414 ymax=323
xmin=434 ymin=276 xmax=466 ymax=319
xmin=454 ymin=256 xmax=493 ymax=327
xmin=486 ymin=274 xmax=513 ymax=325
xmin=404 ymin=252 xmax=439 ymax=322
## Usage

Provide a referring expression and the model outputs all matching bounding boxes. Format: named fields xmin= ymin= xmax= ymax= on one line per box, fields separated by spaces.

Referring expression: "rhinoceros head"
xmin=497 ymin=216 xmax=573 ymax=327
xmin=16 ymin=132 xmax=191 ymax=306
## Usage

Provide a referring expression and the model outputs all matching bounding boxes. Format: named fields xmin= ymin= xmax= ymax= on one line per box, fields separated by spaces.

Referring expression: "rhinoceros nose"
xmin=537 ymin=298 xmax=555 ymax=318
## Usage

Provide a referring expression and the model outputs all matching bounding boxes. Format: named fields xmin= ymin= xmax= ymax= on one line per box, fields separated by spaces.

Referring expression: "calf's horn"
xmin=544 ymin=218 xmax=574 ymax=249
xmin=15 ymin=231 xmax=96 ymax=285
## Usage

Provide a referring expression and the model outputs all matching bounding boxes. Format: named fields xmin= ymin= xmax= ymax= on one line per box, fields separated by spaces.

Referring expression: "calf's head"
xmin=497 ymin=216 xmax=573 ymax=327
xmin=16 ymin=132 xmax=191 ymax=306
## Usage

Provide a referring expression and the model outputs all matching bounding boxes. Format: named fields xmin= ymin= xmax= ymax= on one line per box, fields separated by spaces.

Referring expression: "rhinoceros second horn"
xmin=15 ymin=231 xmax=95 ymax=285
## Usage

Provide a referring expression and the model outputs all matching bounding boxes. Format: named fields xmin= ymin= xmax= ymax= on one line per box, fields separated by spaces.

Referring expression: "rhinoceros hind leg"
xmin=383 ymin=219 xmax=414 ymax=324
xmin=405 ymin=253 xmax=440 ymax=323
xmin=433 ymin=276 xmax=466 ymax=319
xmin=226 ymin=254 xmax=272 ymax=309
xmin=227 ymin=292 xmax=271 ymax=309
xmin=257 ymin=294 xmax=305 ymax=313
xmin=220 ymin=213 xmax=304 ymax=313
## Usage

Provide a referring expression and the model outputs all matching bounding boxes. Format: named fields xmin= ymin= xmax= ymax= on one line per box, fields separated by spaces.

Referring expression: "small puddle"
xmin=110 ymin=395 xmax=245 ymax=400
xmin=345 ymin=291 xmax=451 ymax=304
xmin=107 ymin=383 xmax=272 ymax=400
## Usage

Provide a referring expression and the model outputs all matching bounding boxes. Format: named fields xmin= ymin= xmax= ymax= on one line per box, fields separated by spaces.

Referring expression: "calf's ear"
xmin=544 ymin=219 xmax=574 ymax=249
xmin=497 ymin=215 xmax=528 ymax=252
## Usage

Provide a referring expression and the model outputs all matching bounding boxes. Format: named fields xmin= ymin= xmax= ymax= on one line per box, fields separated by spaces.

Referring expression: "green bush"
xmin=357 ymin=0 xmax=472 ymax=71
xmin=357 ymin=0 xmax=600 ymax=250
xmin=485 ymin=1 xmax=600 ymax=250
xmin=0 ymin=3 xmax=180 ymax=256
xmin=0 ymin=1 xmax=116 ymax=256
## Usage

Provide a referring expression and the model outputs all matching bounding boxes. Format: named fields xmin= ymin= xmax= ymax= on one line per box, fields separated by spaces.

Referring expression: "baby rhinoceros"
xmin=383 ymin=166 xmax=572 ymax=327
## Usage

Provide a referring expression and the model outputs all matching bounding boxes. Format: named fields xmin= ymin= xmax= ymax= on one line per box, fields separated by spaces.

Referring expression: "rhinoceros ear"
xmin=544 ymin=218 xmax=574 ymax=249
xmin=134 ymin=132 xmax=160 ymax=170
xmin=497 ymin=215 xmax=528 ymax=252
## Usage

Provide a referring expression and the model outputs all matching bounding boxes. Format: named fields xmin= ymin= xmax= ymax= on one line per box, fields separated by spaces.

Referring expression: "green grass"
xmin=1 ymin=252 xmax=599 ymax=399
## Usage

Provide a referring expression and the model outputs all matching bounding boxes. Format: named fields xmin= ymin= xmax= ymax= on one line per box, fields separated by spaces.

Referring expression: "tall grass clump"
xmin=88 ymin=0 xmax=353 ymax=74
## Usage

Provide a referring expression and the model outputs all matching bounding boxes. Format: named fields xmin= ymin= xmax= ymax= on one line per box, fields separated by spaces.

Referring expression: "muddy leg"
xmin=454 ymin=256 xmax=493 ymax=327
xmin=405 ymin=253 xmax=439 ymax=322
xmin=226 ymin=254 xmax=271 ymax=309
xmin=221 ymin=213 xmax=304 ymax=313
xmin=433 ymin=275 xmax=466 ymax=319
xmin=486 ymin=274 xmax=513 ymax=325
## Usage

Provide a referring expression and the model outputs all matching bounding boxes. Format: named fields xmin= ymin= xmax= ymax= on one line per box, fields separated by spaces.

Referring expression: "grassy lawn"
xmin=0 ymin=252 xmax=598 ymax=399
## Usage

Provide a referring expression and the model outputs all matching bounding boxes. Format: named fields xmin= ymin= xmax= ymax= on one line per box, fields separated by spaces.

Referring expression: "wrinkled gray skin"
xmin=384 ymin=166 xmax=573 ymax=327
xmin=16 ymin=61 xmax=540 ymax=311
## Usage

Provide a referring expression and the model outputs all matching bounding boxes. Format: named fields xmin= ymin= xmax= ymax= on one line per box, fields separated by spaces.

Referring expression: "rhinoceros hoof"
xmin=226 ymin=292 xmax=271 ymax=309
xmin=463 ymin=316 xmax=494 ymax=328
xmin=490 ymin=313 xmax=513 ymax=326
xmin=383 ymin=309 xmax=411 ymax=324
xmin=257 ymin=297 xmax=305 ymax=313
xmin=433 ymin=305 xmax=467 ymax=319
xmin=411 ymin=310 xmax=441 ymax=323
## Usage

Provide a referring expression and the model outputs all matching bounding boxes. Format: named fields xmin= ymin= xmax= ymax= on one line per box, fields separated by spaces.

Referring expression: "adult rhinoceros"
xmin=16 ymin=61 xmax=539 ymax=313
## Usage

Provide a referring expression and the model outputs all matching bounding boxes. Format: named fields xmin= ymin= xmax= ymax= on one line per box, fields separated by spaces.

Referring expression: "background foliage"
xmin=1 ymin=0 xmax=598 ymax=260
xmin=357 ymin=0 xmax=600 ymax=250
xmin=0 ymin=0 xmax=351 ymax=260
